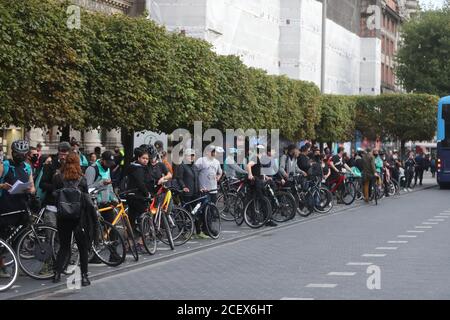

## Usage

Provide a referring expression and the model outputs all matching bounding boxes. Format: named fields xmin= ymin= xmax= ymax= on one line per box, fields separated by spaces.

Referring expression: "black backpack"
xmin=56 ymin=178 xmax=83 ymax=220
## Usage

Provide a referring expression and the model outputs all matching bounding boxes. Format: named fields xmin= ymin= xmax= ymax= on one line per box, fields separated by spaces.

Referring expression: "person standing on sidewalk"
xmin=362 ymin=148 xmax=377 ymax=203
xmin=414 ymin=151 xmax=425 ymax=187
xmin=404 ymin=152 xmax=416 ymax=191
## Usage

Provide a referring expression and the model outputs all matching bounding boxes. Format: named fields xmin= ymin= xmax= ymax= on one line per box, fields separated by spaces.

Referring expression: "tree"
xmin=396 ymin=8 xmax=450 ymax=97
xmin=0 ymin=0 xmax=87 ymax=129
xmin=316 ymin=95 xmax=356 ymax=144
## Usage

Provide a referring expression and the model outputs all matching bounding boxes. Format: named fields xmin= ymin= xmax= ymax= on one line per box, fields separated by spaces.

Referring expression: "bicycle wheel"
xmin=162 ymin=206 xmax=193 ymax=246
xmin=244 ymin=196 xmax=272 ymax=228
xmin=272 ymin=191 xmax=296 ymax=223
xmin=93 ymin=220 xmax=126 ymax=267
xmin=297 ymin=191 xmax=313 ymax=217
xmin=16 ymin=225 xmax=58 ymax=280
xmin=204 ymin=204 xmax=221 ymax=239
xmin=234 ymin=193 xmax=246 ymax=226
xmin=314 ymin=187 xmax=333 ymax=213
xmin=140 ymin=214 xmax=157 ymax=255
xmin=216 ymin=192 xmax=237 ymax=222
xmin=162 ymin=213 xmax=175 ymax=250
xmin=341 ymin=181 xmax=356 ymax=205
xmin=123 ymin=218 xmax=138 ymax=262
xmin=0 ymin=239 xmax=18 ymax=292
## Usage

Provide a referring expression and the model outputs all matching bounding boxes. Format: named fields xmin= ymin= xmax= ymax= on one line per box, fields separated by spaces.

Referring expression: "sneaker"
xmin=0 ymin=267 xmax=11 ymax=278
xmin=408 ymin=188 xmax=413 ymax=192
xmin=403 ymin=188 xmax=408 ymax=192
xmin=197 ymin=232 xmax=210 ymax=240
xmin=265 ymin=220 xmax=278 ymax=227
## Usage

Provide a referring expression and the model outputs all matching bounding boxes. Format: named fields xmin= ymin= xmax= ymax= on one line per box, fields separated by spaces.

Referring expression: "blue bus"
xmin=436 ymin=95 xmax=450 ymax=188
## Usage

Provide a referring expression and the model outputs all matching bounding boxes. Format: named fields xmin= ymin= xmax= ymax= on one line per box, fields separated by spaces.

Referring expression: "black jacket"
xmin=40 ymin=155 xmax=62 ymax=205
xmin=126 ymin=162 xmax=151 ymax=199
xmin=175 ymin=163 xmax=199 ymax=197
xmin=52 ymin=174 xmax=98 ymax=245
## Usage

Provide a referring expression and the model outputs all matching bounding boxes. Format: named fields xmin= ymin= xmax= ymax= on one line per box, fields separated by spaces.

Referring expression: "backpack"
xmin=0 ymin=160 xmax=32 ymax=197
xmin=55 ymin=178 xmax=83 ymax=220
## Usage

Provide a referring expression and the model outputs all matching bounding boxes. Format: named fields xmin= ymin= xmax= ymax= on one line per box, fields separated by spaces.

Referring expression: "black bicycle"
xmin=1 ymin=204 xmax=58 ymax=280
xmin=181 ymin=191 xmax=221 ymax=239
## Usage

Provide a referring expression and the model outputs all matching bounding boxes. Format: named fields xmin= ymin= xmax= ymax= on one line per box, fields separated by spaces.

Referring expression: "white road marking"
xmin=187 ymin=241 xmax=199 ymax=244
xmin=388 ymin=240 xmax=408 ymax=243
xmin=415 ymin=226 xmax=432 ymax=229
xmin=398 ymin=235 xmax=417 ymax=238
xmin=429 ymin=219 xmax=444 ymax=221
xmin=346 ymin=262 xmax=372 ymax=266
xmin=407 ymin=230 xmax=425 ymax=233
xmin=435 ymin=216 xmax=450 ymax=218
xmin=158 ymin=248 xmax=171 ymax=251
xmin=376 ymin=247 xmax=398 ymax=250
xmin=222 ymin=231 xmax=239 ymax=234
xmin=422 ymin=222 xmax=438 ymax=225
xmin=306 ymin=284 xmax=337 ymax=288
xmin=327 ymin=272 xmax=356 ymax=276
xmin=11 ymin=285 xmax=21 ymax=289
xmin=362 ymin=254 xmax=386 ymax=257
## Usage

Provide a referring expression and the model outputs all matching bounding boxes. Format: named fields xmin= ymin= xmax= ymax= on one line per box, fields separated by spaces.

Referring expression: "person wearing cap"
xmin=224 ymin=147 xmax=247 ymax=179
xmin=175 ymin=148 xmax=200 ymax=203
xmin=70 ymin=138 xmax=89 ymax=172
xmin=195 ymin=146 xmax=222 ymax=199
xmin=194 ymin=145 xmax=222 ymax=238
xmin=85 ymin=150 xmax=118 ymax=207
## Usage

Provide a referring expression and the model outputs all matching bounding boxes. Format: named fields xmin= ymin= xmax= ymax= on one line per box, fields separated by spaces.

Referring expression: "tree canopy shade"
xmin=396 ymin=7 xmax=450 ymax=98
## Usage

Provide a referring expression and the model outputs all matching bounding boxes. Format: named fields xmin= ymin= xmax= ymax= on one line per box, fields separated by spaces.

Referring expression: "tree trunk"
xmin=121 ymin=127 xmax=134 ymax=166
xmin=400 ymin=139 xmax=406 ymax=160
xmin=60 ymin=126 xmax=70 ymax=143
xmin=319 ymin=142 xmax=324 ymax=153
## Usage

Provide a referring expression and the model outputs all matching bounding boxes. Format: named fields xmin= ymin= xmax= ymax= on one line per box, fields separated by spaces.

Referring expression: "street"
xmin=5 ymin=175 xmax=448 ymax=300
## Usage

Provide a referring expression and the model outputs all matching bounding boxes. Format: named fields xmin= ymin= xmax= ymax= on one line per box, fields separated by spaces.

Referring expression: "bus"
xmin=436 ymin=95 xmax=450 ymax=188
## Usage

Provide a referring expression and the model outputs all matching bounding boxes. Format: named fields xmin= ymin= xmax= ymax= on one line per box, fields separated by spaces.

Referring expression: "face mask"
xmin=12 ymin=153 xmax=26 ymax=164
xmin=30 ymin=154 xmax=39 ymax=164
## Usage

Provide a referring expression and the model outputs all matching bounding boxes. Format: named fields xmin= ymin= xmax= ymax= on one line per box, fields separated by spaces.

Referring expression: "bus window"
xmin=442 ymin=104 xmax=450 ymax=148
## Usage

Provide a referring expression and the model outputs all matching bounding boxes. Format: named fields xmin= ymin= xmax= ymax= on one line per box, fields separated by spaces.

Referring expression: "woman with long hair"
xmin=52 ymin=152 xmax=91 ymax=286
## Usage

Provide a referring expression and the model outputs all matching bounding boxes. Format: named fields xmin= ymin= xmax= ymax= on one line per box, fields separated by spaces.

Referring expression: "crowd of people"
xmin=0 ymin=137 xmax=435 ymax=286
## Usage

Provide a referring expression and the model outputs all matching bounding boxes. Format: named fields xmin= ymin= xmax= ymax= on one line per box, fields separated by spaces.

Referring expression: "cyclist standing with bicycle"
xmin=0 ymin=140 xmax=36 ymax=278
xmin=126 ymin=147 xmax=152 ymax=234
xmin=247 ymin=144 xmax=278 ymax=227
xmin=195 ymin=146 xmax=223 ymax=237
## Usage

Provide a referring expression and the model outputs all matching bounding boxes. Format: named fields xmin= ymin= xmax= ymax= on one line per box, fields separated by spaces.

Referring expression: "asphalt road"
xmin=23 ymin=176 xmax=450 ymax=300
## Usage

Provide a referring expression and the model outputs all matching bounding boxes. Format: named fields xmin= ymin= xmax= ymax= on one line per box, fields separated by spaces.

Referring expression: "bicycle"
xmin=147 ymin=183 xmax=175 ymax=250
xmin=265 ymin=179 xmax=296 ymax=223
xmin=97 ymin=191 xmax=139 ymax=262
xmin=180 ymin=190 xmax=221 ymax=239
xmin=0 ymin=238 xmax=18 ymax=292
xmin=326 ymin=172 xmax=357 ymax=205
xmin=243 ymin=178 xmax=273 ymax=229
xmin=216 ymin=175 xmax=246 ymax=222
xmin=1 ymin=203 xmax=58 ymax=280
xmin=89 ymin=187 xmax=126 ymax=267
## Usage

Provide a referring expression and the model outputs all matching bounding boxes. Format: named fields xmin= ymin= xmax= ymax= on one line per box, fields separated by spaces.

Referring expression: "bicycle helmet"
xmin=11 ymin=140 xmax=30 ymax=154
xmin=142 ymin=144 xmax=158 ymax=159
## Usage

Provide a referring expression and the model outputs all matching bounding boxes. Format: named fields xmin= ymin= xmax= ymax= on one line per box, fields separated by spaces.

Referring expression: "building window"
xmin=381 ymin=63 xmax=385 ymax=82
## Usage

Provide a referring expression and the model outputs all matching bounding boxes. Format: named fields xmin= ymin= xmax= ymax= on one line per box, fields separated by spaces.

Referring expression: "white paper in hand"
xmin=8 ymin=180 xmax=32 ymax=195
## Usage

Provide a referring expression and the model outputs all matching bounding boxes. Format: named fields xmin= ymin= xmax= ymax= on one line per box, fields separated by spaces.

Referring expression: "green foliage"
xmin=317 ymin=95 xmax=356 ymax=143
xmin=0 ymin=0 xmax=440 ymax=147
xmin=0 ymin=0 xmax=87 ymax=129
xmin=396 ymin=8 xmax=450 ymax=97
